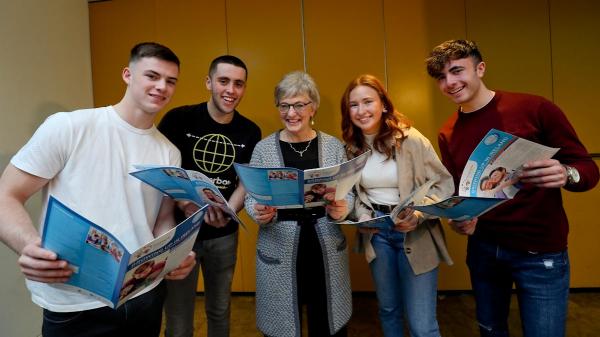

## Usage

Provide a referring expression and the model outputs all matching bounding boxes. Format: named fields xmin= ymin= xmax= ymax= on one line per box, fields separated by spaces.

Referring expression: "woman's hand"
xmin=393 ymin=207 xmax=418 ymax=233
xmin=254 ymin=204 xmax=276 ymax=224
xmin=324 ymin=193 xmax=347 ymax=220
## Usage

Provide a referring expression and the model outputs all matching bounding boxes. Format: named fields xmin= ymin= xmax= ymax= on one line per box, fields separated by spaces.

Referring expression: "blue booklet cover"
xmin=413 ymin=129 xmax=559 ymax=220
xmin=130 ymin=166 xmax=244 ymax=227
xmin=235 ymin=151 xmax=370 ymax=209
xmin=340 ymin=181 xmax=435 ymax=230
xmin=41 ymin=196 xmax=205 ymax=309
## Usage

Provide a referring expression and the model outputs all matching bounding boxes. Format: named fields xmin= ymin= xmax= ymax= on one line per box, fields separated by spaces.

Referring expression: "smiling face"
xmin=123 ymin=57 xmax=179 ymax=115
xmin=279 ymin=93 xmax=315 ymax=137
xmin=489 ymin=168 xmax=507 ymax=184
xmin=435 ymin=56 xmax=486 ymax=111
xmin=206 ymin=63 xmax=247 ymax=116
xmin=348 ymin=85 xmax=385 ymax=135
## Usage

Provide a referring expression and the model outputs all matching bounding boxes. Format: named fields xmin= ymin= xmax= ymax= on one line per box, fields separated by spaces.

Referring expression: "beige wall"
xmin=88 ymin=0 xmax=600 ymax=291
xmin=0 ymin=0 xmax=93 ymax=335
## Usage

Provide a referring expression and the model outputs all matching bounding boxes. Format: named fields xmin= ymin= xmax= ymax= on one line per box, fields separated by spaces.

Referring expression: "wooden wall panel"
xmin=303 ymin=0 xmax=386 ymax=291
xmin=550 ymin=0 xmax=600 ymax=154
xmin=303 ymin=0 xmax=386 ymax=139
xmin=385 ymin=0 xmax=465 ymax=141
xmin=465 ymin=0 xmax=553 ymax=98
xmin=89 ymin=0 xmax=156 ymax=107
xmin=550 ymin=1 xmax=600 ymax=287
xmin=154 ymin=0 xmax=228 ymax=120
xmin=224 ymin=0 xmax=305 ymax=292
xmin=422 ymin=0 xmax=468 ymax=140
xmin=226 ymin=0 xmax=305 ymax=137
xmin=386 ymin=0 xmax=471 ymax=290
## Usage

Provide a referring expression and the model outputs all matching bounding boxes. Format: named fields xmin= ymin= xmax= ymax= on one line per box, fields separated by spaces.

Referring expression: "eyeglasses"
xmin=277 ymin=101 xmax=312 ymax=113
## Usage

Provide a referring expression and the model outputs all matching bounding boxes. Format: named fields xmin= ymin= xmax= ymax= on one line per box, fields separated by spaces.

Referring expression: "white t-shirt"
xmin=11 ymin=106 xmax=181 ymax=312
xmin=361 ymin=134 xmax=400 ymax=206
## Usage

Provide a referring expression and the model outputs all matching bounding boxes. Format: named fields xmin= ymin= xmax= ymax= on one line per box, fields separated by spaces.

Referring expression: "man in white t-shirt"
xmin=0 ymin=42 xmax=196 ymax=337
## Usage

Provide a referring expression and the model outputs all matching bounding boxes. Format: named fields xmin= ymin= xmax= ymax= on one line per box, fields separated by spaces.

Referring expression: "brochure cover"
xmin=41 ymin=196 xmax=205 ymax=309
xmin=339 ymin=180 xmax=434 ymax=230
xmin=234 ymin=151 xmax=370 ymax=209
xmin=413 ymin=129 xmax=559 ymax=220
xmin=130 ymin=165 xmax=244 ymax=227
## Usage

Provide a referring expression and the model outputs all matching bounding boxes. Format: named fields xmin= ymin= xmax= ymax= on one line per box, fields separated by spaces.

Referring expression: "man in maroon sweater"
xmin=426 ymin=39 xmax=599 ymax=337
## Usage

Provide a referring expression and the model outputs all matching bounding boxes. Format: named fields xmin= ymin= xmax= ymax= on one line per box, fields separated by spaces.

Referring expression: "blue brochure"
xmin=413 ymin=129 xmax=559 ymax=220
xmin=340 ymin=180 xmax=434 ymax=230
xmin=42 ymin=196 xmax=205 ymax=309
xmin=130 ymin=166 xmax=244 ymax=228
xmin=235 ymin=151 xmax=370 ymax=209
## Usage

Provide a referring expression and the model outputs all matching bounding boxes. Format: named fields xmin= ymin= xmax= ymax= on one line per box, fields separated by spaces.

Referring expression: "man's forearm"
xmin=0 ymin=196 xmax=39 ymax=254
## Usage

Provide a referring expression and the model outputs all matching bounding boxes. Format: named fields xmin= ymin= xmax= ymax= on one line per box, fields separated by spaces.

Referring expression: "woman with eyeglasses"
xmin=340 ymin=74 xmax=454 ymax=337
xmin=244 ymin=71 xmax=352 ymax=337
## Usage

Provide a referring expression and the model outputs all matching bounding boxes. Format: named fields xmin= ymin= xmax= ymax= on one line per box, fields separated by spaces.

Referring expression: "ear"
xmin=476 ymin=61 xmax=486 ymax=78
xmin=122 ymin=67 xmax=132 ymax=85
xmin=205 ymin=75 xmax=212 ymax=90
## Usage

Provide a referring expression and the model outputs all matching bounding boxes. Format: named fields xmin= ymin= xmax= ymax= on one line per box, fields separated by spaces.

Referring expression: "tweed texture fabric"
xmin=244 ymin=130 xmax=353 ymax=337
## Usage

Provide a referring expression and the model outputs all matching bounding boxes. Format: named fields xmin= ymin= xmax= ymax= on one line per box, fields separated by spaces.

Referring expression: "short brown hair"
xmin=425 ymin=39 xmax=482 ymax=78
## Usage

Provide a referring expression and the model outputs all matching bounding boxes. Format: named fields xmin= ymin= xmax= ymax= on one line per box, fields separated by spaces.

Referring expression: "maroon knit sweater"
xmin=438 ymin=91 xmax=599 ymax=252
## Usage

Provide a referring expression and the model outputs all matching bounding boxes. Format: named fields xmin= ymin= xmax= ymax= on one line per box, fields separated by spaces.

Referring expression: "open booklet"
xmin=41 ymin=196 xmax=206 ymax=309
xmin=412 ymin=129 xmax=559 ymax=221
xmin=234 ymin=151 xmax=370 ymax=209
xmin=339 ymin=180 xmax=435 ymax=230
xmin=129 ymin=165 xmax=244 ymax=228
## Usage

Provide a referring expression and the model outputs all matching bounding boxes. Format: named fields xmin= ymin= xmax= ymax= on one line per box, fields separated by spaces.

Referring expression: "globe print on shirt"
xmin=193 ymin=133 xmax=237 ymax=174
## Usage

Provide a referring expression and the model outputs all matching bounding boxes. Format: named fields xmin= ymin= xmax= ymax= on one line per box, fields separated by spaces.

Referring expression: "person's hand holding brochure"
xmin=412 ymin=129 xmax=559 ymax=221
xmin=42 ymin=196 xmax=206 ymax=309
xmin=234 ymin=151 xmax=370 ymax=209
xmin=339 ymin=180 xmax=435 ymax=230
xmin=130 ymin=165 xmax=245 ymax=228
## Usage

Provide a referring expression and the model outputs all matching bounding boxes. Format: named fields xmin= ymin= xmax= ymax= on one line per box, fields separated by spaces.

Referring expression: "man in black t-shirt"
xmin=158 ymin=55 xmax=261 ymax=337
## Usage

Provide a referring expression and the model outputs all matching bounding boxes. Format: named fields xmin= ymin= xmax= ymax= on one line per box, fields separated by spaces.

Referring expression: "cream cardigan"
xmin=353 ymin=127 xmax=455 ymax=275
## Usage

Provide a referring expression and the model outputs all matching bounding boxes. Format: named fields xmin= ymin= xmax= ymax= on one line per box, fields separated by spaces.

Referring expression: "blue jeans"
xmin=164 ymin=231 xmax=238 ymax=337
xmin=42 ymin=281 xmax=165 ymax=337
xmin=467 ymin=238 xmax=569 ymax=337
xmin=369 ymin=229 xmax=441 ymax=337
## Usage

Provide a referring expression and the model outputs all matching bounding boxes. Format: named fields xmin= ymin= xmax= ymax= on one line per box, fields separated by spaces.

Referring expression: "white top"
xmin=11 ymin=106 xmax=181 ymax=312
xmin=361 ymin=134 xmax=400 ymax=206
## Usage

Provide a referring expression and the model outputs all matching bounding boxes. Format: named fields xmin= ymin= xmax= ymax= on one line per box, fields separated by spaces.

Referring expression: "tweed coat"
xmin=244 ymin=130 xmax=353 ymax=337
xmin=353 ymin=127 xmax=455 ymax=275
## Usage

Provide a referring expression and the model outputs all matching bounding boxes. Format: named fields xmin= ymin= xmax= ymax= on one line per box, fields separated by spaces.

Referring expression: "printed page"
xmin=415 ymin=129 xmax=559 ymax=221
xmin=303 ymin=151 xmax=370 ymax=207
xmin=234 ymin=164 xmax=304 ymax=208
xmin=116 ymin=207 xmax=205 ymax=306
xmin=458 ymin=129 xmax=559 ymax=198
xmin=41 ymin=196 xmax=205 ymax=308
xmin=41 ymin=197 xmax=129 ymax=308
xmin=341 ymin=180 xmax=434 ymax=229
xmin=413 ymin=197 xmax=507 ymax=221
xmin=339 ymin=215 xmax=395 ymax=230
xmin=130 ymin=166 xmax=244 ymax=226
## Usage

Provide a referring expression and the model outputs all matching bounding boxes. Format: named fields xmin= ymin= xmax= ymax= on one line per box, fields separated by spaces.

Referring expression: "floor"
xmin=161 ymin=291 xmax=600 ymax=336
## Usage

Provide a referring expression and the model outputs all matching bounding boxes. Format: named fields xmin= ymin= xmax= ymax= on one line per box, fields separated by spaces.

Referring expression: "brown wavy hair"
xmin=340 ymin=74 xmax=411 ymax=159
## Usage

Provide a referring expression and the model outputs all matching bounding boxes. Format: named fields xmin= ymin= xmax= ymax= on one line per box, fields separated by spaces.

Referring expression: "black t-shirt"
xmin=158 ymin=102 xmax=261 ymax=240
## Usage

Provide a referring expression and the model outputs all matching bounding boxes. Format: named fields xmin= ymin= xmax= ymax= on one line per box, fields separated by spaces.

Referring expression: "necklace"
xmin=287 ymin=138 xmax=313 ymax=157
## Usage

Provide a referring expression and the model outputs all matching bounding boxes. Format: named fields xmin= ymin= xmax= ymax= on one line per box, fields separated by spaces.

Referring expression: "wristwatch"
xmin=563 ymin=165 xmax=581 ymax=185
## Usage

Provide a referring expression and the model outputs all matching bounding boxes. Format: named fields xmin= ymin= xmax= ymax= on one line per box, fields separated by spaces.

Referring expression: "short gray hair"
xmin=274 ymin=71 xmax=320 ymax=109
